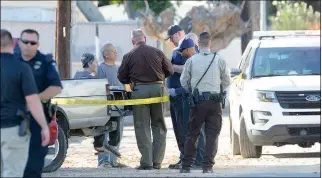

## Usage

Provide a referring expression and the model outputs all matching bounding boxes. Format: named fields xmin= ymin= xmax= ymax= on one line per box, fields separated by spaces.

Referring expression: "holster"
xmin=192 ymin=88 xmax=200 ymax=105
xmin=221 ymin=91 xmax=227 ymax=109
xmin=187 ymin=94 xmax=196 ymax=108
xmin=17 ymin=109 xmax=31 ymax=137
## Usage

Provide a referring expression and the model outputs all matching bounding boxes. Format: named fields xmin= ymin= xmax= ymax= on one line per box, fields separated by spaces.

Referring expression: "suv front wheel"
xmin=239 ymin=112 xmax=262 ymax=158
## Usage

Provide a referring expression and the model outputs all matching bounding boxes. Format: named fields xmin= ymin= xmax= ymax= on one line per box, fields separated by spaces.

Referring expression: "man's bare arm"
xmin=26 ymin=94 xmax=50 ymax=146
xmin=39 ymin=86 xmax=62 ymax=101
xmin=173 ymin=64 xmax=184 ymax=73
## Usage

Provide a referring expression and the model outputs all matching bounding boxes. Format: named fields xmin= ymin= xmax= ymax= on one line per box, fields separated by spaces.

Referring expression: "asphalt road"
xmin=44 ymin=109 xmax=321 ymax=177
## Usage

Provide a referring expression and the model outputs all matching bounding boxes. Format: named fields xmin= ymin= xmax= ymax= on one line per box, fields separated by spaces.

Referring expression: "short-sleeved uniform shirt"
xmin=167 ymin=45 xmax=199 ymax=95
xmin=1 ymin=53 xmax=39 ymax=128
xmin=166 ymin=49 xmax=186 ymax=89
xmin=15 ymin=51 xmax=63 ymax=93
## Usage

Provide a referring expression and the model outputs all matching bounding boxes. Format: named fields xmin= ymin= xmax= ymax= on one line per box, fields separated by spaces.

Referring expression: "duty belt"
xmin=135 ymin=81 xmax=163 ymax=86
xmin=198 ymin=93 xmax=221 ymax=102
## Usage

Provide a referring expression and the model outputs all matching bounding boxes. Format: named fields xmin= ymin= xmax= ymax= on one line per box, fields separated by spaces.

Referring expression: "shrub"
xmin=269 ymin=1 xmax=320 ymax=30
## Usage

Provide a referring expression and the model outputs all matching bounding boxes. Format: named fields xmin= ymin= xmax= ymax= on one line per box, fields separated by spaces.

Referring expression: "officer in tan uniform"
xmin=179 ymin=32 xmax=231 ymax=173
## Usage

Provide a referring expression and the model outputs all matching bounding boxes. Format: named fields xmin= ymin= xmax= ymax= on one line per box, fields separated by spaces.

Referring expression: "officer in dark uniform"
xmin=15 ymin=29 xmax=63 ymax=178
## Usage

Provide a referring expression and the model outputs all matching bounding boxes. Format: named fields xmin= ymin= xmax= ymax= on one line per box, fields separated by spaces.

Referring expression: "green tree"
xmin=269 ymin=1 xmax=321 ymax=30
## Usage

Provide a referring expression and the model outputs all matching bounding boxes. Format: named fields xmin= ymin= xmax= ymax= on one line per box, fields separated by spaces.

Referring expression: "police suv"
xmin=228 ymin=30 xmax=321 ymax=158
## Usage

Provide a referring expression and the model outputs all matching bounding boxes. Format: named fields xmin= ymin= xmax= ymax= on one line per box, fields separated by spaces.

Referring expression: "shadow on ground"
xmin=263 ymin=152 xmax=321 ymax=158
xmin=43 ymin=164 xmax=320 ymax=177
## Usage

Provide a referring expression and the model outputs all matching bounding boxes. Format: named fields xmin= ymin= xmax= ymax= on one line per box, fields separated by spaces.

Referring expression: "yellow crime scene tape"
xmin=51 ymin=96 xmax=170 ymax=106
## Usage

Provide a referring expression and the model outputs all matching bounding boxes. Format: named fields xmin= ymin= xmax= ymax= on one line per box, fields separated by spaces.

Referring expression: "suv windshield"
xmin=252 ymin=47 xmax=320 ymax=77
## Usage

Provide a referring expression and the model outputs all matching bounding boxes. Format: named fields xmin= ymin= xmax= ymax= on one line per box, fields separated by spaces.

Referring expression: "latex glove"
xmin=169 ymin=88 xmax=177 ymax=97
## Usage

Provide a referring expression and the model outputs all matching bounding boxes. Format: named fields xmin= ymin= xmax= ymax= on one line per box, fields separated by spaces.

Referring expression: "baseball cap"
xmin=176 ymin=38 xmax=195 ymax=52
xmin=166 ymin=25 xmax=183 ymax=40
xmin=81 ymin=53 xmax=95 ymax=68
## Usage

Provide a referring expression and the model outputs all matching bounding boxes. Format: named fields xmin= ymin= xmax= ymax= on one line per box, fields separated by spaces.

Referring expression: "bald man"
xmin=118 ymin=29 xmax=173 ymax=170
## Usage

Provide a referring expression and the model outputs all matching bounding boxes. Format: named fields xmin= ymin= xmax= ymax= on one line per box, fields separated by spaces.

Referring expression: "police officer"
xmin=1 ymin=29 xmax=50 ymax=178
xmin=15 ymin=29 xmax=63 ymax=178
xmin=180 ymin=32 xmax=231 ymax=173
xmin=166 ymin=25 xmax=205 ymax=169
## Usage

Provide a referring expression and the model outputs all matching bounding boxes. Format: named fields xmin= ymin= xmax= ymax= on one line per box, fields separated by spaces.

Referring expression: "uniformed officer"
xmin=166 ymin=25 xmax=205 ymax=169
xmin=1 ymin=29 xmax=50 ymax=178
xmin=180 ymin=32 xmax=231 ymax=173
xmin=118 ymin=29 xmax=173 ymax=170
xmin=185 ymin=33 xmax=199 ymax=53
xmin=14 ymin=29 xmax=63 ymax=178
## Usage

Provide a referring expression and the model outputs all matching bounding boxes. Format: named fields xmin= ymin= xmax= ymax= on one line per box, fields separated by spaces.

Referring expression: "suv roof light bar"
xmin=253 ymin=30 xmax=320 ymax=40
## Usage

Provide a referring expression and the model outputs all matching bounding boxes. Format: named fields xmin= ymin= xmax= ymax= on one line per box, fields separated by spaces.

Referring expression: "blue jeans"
xmin=170 ymin=95 xmax=205 ymax=166
xmin=97 ymin=117 xmax=124 ymax=166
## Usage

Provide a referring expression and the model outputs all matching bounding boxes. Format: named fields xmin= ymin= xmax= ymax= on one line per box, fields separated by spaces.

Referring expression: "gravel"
xmin=44 ymin=109 xmax=321 ymax=177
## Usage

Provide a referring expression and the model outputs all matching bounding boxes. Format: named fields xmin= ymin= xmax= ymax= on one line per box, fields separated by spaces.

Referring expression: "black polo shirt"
xmin=1 ymin=53 xmax=39 ymax=128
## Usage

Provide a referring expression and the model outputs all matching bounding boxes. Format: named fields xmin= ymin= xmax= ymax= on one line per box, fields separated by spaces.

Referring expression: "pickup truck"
xmin=43 ymin=78 xmax=131 ymax=172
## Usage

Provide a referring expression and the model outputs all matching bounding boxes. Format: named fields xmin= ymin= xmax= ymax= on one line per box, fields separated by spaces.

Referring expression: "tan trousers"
xmin=1 ymin=126 xmax=30 ymax=178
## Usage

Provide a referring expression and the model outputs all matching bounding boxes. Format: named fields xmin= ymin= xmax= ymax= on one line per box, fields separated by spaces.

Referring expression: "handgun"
xmin=17 ymin=110 xmax=30 ymax=137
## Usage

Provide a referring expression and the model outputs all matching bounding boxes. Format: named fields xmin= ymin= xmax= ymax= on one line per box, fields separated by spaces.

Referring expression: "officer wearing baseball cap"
xmin=167 ymin=26 xmax=206 ymax=169
xmin=166 ymin=25 xmax=184 ymax=41
xmin=175 ymin=38 xmax=195 ymax=56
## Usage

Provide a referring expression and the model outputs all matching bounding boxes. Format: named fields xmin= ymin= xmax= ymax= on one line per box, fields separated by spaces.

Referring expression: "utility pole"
xmin=260 ymin=0 xmax=267 ymax=31
xmin=55 ymin=0 xmax=71 ymax=79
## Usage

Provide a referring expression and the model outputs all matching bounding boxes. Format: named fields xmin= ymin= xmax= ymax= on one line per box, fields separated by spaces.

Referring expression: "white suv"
xmin=228 ymin=30 xmax=321 ymax=158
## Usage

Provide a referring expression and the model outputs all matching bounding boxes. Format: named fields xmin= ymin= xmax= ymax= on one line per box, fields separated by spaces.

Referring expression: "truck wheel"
xmin=43 ymin=125 xmax=67 ymax=173
xmin=239 ymin=112 xmax=262 ymax=158
xmin=229 ymin=108 xmax=240 ymax=155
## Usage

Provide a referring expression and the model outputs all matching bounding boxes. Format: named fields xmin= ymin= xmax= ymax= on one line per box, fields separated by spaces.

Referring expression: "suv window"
xmin=239 ymin=47 xmax=251 ymax=71
xmin=242 ymin=48 xmax=255 ymax=73
xmin=252 ymin=47 xmax=320 ymax=77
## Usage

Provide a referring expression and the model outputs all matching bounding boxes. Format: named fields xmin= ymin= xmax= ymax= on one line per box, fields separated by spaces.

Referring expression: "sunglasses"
xmin=20 ymin=39 xmax=38 ymax=45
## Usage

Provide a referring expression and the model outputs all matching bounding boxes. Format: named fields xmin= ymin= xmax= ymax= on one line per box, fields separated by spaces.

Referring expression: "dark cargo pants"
xmin=132 ymin=84 xmax=167 ymax=167
xmin=182 ymin=100 xmax=222 ymax=169
xmin=170 ymin=95 xmax=205 ymax=165
xmin=23 ymin=117 xmax=48 ymax=178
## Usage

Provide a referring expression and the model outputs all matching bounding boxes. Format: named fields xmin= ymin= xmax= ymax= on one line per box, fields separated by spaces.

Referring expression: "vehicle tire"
xmin=231 ymin=123 xmax=241 ymax=155
xmin=43 ymin=125 xmax=68 ymax=173
xmin=239 ymin=112 xmax=262 ymax=158
xmin=229 ymin=108 xmax=241 ymax=155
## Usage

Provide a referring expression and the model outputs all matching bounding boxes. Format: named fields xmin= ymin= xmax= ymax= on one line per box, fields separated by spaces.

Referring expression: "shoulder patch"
xmin=51 ymin=62 xmax=59 ymax=73
xmin=45 ymin=54 xmax=54 ymax=63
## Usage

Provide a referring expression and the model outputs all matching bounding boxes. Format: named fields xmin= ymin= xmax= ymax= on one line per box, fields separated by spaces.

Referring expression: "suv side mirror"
xmin=230 ymin=68 xmax=242 ymax=78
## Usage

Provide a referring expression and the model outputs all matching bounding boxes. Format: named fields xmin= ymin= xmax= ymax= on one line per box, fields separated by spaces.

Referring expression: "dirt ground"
xmin=44 ymin=110 xmax=321 ymax=177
